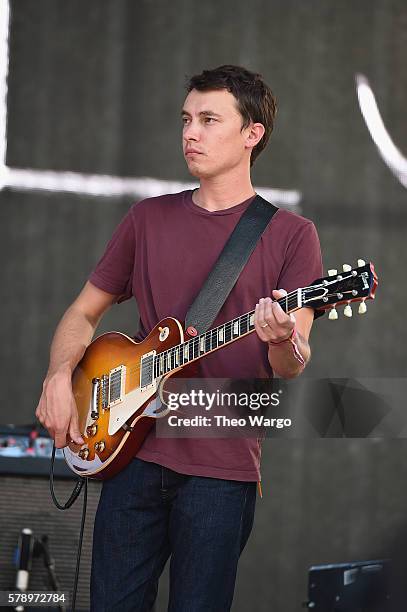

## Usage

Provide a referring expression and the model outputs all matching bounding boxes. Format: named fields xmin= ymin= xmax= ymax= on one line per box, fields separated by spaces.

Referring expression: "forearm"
xmin=37 ymin=282 xmax=116 ymax=447
xmin=267 ymin=330 xmax=311 ymax=379
xmin=47 ymin=305 xmax=100 ymax=378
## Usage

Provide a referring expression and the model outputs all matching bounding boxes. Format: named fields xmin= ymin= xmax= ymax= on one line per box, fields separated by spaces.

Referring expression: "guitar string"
xmin=123 ymin=284 xmax=338 ymax=380
xmin=147 ymin=281 xmax=360 ymax=378
xmin=124 ymin=287 xmax=319 ymax=379
xmin=126 ymin=288 xmax=351 ymax=381
xmin=98 ymin=272 xmax=365 ymax=389
xmin=125 ymin=290 xmax=304 ymax=380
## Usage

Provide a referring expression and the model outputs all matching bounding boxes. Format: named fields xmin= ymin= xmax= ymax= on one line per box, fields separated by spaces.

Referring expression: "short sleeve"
xmin=88 ymin=208 xmax=135 ymax=303
xmin=277 ymin=220 xmax=324 ymax=317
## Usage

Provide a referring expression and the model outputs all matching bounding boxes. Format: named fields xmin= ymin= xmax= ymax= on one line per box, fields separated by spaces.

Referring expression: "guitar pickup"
xmin=140 ymin=350 xmax=156 ymax=391
xmin=108 ymin=365 xmax=126 ymax=407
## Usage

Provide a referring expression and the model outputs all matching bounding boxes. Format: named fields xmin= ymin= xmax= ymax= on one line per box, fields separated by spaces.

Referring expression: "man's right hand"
xmin=35 ymin=282 xmax=118 ymax=447
xmin=35 ymin=366 xmax=84 ymax=448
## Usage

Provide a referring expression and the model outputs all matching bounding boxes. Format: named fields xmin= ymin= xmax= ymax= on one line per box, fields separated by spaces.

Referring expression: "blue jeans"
xmin=90 ymin=457 xmax=257 ymax=611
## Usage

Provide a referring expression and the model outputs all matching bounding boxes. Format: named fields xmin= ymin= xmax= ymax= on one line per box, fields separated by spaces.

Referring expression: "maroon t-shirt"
xmin=89 ymin=190 xmax=323 ymax=481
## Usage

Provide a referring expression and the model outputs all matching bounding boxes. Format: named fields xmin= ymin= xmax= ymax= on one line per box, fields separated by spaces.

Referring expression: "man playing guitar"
xmin=36 ymin=65 xmax=323 ymax=611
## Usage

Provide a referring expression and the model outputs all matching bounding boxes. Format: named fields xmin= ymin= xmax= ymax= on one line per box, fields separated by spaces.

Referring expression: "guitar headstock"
xmin=302 ymin=260 xmax=378 ymax=319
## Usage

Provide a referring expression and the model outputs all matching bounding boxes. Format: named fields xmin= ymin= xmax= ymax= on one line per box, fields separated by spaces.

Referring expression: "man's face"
xmin=181 ymin=88 xmax=252 ymax=179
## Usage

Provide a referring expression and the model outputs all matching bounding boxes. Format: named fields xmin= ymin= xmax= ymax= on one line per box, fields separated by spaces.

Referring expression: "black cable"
xmin=50 ymin=444 xmax=88 ymax=612
xmin=72 ymin=477 xmax=87 ymax=612
xmin=50 ymin=445 xmax=85 ymax=510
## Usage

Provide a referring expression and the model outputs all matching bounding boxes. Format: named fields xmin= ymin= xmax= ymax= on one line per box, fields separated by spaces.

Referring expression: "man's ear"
xmin=245 ymin=122 xmax=265 ymax=150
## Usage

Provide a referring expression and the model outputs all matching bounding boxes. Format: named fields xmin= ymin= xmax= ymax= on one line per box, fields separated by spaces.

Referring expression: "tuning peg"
xmin=328 ymin=269 xmax=338 ymax=277
xmin=328 ymin=307 xmax=338 ymax=320
xmin=342 ymin=264 xmax=352 ymax=272
xmin=358 ymin=301 xmax=367 ymax=314
xmin=357 ymin=259 xmax=366 ymax=267
xmin=344 ymin=304 xmax=353 ymax=318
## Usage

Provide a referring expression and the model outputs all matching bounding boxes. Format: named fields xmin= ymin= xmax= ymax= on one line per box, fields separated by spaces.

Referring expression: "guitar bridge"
xmin=91 ymin=377 xmax=100 ymax=419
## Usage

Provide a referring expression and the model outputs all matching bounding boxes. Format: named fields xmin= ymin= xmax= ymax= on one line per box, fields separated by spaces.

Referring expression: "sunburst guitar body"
xmin=64 ymin=318 xmax=184 ymax=479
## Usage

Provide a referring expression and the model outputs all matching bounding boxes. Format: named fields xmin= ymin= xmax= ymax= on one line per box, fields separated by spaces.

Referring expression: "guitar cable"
xmin=50 ymin=444 xmax=88 ymax=612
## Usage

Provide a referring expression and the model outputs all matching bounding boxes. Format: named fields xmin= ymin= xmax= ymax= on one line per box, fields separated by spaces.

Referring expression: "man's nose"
xmin=183 ymin=120 xmax=200 ymax=141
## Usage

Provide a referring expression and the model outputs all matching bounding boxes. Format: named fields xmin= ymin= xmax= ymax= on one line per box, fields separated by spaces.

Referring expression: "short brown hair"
xmin=186 ymin=65 xmax=277 ymax=166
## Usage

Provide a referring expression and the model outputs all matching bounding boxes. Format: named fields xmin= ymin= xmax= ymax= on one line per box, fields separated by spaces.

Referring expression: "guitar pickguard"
xmin=107 ymin=381 xmax=159 ymax=436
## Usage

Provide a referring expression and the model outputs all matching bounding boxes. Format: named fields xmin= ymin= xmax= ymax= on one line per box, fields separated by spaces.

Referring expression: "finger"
xmin=272 ymin=300 xmax=293 ymax=325
xmin=254 ymin=300 xmax=261 ymax=325
xmin=65 ymin=432 xmax=81 ymax=447
xmin=259 ymin=297 xmax=274 ymax=331
xmin=69 ymin=423 xmax=84 ymax=446
xmin=271 ymin=313 xmax=295 ymax=340
xmin=263 ymin=297 xmax=275 ymax=322
xmin=257 ymin=297 xmax=273 ymax=328
xmin=272 ymin=288 xmax=288 ymax=300
xmin=255 ymin=295 xmax=292 ymax=340
xmin=40 ymin=395 xmax=59 ymax=444
xmin=256 ymin=298 xmax=279 ymax=340
xmin=256 ymin=298 xmax=265 ymax=323
xmin=35 ymin=395 xmax=46 ymax=423
xmin=38 ymin=406 xmax=51 ymax=431
xmin=68 ymin=397 xmax=84 ymax=445
xmin=271 ymin=290 xmax=289 ymax=318
xmin=54 ymin=428 xmax=69 ymax=449
xmin=265 ymin=300 xmax=294 ymax=341
xmin=273 ymin=302 xmax=296 ymax=329
xmin=254 ymin=300 xmax=270 ymax=341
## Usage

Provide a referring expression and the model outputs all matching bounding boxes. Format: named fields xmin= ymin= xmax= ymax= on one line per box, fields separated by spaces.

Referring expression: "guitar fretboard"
xmin=153 ymin=290 xmax=301 ymax=378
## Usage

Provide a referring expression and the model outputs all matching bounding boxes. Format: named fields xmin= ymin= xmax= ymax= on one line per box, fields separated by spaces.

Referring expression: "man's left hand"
xmin=254 ymin=289 xmax=295 ymax=344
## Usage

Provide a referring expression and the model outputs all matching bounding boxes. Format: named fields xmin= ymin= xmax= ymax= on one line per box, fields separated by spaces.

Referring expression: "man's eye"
xmin=205 ymin=117 xmax=216 ymax=123
xmin=182 ymin=117 xmax=190 ymax=124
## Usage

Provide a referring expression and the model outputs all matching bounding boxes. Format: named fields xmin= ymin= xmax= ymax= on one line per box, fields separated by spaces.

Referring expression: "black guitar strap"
xmin=185 ymin=194 xmax=278 ymax=334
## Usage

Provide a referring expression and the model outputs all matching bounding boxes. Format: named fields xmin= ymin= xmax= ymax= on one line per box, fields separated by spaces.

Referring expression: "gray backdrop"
xmin=1 ymin=1 xmax=406 ymax=610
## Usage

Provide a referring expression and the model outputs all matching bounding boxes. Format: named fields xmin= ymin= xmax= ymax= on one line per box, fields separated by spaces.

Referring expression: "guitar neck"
xmin=152 ymin=289 xmax=302 ymax=378
xmin=144 ymin=261 xmax=377 ymax=383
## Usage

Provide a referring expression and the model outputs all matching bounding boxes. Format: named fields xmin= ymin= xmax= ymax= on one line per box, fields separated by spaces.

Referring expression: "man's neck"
xmin=192 ymin=173 xmax=255 ymax=212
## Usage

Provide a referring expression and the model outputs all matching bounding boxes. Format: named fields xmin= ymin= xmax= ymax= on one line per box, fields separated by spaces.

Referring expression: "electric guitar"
xmin=63 ymin=260 xmax=378 ymax=479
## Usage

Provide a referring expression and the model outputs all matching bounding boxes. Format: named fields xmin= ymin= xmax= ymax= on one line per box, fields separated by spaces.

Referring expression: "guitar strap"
xmin=185 ymin=194 xmax=278 ymax=334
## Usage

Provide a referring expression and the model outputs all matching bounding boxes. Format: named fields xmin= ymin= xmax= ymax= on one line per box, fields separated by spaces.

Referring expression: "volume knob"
xmin=78 ymin=448 xmax=89 ymax=460
xmin=86 ymin=424 xmax=97 ymax=437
